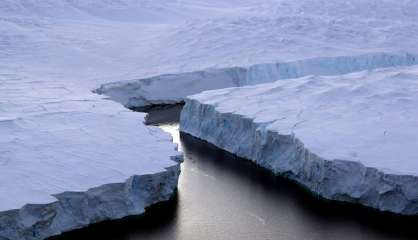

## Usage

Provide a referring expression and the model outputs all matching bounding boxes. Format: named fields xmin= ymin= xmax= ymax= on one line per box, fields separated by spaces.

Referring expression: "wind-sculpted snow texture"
xmin=3 ymin=1 xmax=418 ymax=102
xmin=0 ymin=73 xmax=181 ymax=240
xmin=180 ymin=66 xmax=418 ymax=215
xmin=96 ymin=53 xmax=417 ymax=109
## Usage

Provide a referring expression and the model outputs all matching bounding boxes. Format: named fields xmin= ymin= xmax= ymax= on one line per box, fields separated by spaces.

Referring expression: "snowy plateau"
xmin=1 ymin=0 xmax=418 ymax=239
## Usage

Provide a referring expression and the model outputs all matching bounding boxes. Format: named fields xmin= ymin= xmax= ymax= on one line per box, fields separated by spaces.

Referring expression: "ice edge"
xmin=0 ymin=163 xmax=181 ymax=240
xmin=96 ymin=52 xmax=418 ymax=109
xmin=180 ymin=99 xmax=418 ymax=215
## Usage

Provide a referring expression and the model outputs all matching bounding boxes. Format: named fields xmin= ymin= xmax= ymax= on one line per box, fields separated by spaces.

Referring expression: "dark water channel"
xmin=52 ymin=106 xmax=418 ymax=240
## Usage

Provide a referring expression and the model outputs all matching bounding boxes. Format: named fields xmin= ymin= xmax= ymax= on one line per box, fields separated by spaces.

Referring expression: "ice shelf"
xmin=0 ymin=77 xmax=181 ymax=240
xmin=180 ymin=66 xmax=418 ymax=215
xmin=2 ymin=1 xmax=418 ymax=237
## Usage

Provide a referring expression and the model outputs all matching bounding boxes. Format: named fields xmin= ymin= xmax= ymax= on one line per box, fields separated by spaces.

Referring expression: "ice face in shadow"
xmin=96 ymin=53 xmax=418 ymax=109
xmin=180 ymin=66 xmax=418 ymax=215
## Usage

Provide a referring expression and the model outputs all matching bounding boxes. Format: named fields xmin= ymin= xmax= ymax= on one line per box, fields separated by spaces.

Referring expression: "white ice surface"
xmin=184 ymin=66 xmax=418 ymax=176
xmin=2 ymin=0 xmax=418 ymax=90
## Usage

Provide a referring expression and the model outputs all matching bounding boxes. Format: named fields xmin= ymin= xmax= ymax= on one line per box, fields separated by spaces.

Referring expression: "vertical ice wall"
xmin=179 ymin=67 xmax=418 ymax=215
xmin=96 ymin=53 xmax=417 ymax=109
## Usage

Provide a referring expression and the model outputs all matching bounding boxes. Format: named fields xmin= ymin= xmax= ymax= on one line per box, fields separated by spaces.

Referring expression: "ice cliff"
xmin=96 ymin=53 xmax=417 ymax=109
xmin=180 ymin=66 xmax=418 ymax=215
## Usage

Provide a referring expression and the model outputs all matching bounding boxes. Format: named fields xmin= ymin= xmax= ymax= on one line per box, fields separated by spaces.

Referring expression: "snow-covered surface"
xmin=180 ymin=66 xmax=418 ymax=214
xmin=2 ymin=0 xmax=418 ymax=101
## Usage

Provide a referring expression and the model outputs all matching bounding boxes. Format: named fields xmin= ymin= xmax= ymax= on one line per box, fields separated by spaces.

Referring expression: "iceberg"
xmin=180 ymin=66 xmax=418 ymax=215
